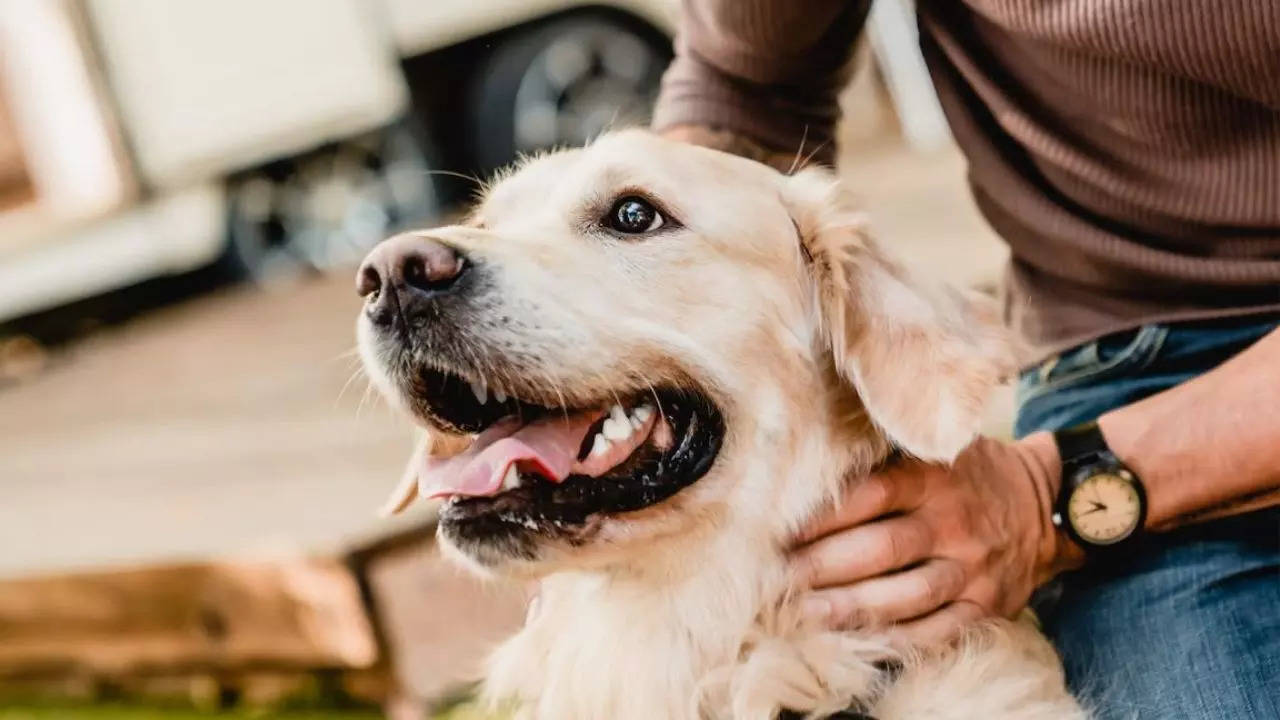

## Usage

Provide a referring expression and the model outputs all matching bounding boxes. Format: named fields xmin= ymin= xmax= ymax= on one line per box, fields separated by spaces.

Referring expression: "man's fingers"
xmin=806 ymin=559 xmax=965 ymax=628
xmin=889 ymin=600 xmax=986 ymax=649
xmin=796 ymin=466 xmax=929 ymax=544
xmin=795 ymin=515 xmax=934 ymax=589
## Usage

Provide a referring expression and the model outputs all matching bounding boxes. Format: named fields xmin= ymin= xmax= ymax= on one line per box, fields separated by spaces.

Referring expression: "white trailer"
xmin=0 ymin=0 xmax=677 ymax=323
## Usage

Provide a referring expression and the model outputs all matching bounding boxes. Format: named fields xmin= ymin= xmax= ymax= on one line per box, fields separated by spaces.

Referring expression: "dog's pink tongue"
xmin=419 ymin=413 xmax=598 ymax=499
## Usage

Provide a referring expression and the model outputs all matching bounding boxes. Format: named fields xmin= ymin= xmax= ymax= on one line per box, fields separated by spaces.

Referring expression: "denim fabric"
xmin=1015 ymin=315 xmax=1280 ymax=720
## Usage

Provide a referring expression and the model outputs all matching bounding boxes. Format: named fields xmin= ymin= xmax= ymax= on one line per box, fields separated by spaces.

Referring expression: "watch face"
xmin=1067 ymin=471 xmax=1142 ymax=544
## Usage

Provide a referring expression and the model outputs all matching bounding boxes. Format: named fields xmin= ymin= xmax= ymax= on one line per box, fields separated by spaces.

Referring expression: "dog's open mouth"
xmin=408 ymin=365 xmax=723 ymax=539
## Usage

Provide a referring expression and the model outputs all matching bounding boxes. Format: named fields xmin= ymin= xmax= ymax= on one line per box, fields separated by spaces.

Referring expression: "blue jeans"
xmin=1015 ymin=315 xmax=1280 ymax=720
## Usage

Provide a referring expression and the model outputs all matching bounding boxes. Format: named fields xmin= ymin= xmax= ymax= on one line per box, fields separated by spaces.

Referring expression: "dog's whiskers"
xmin=642 ymin=379 xmax=664 ymax=418
xmin=795 ymin=138 xmax=831 ymax=177
xmin=355 ymin=376 xmax=382 ymax=419
xmin=533 ymin=368 xmax=571 ymax=422
xmin=419 ymin=169 xmax=485 ymax=187
xmin=335 ymin=365 xmax=368 ymax=407
xmin=786 ymin=124 xmax=811 ymax=177
xmin=328 ymin=346 xmax=364 ymax=365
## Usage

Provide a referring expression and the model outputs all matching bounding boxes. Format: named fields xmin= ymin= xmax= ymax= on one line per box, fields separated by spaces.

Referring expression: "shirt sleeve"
xmin=652 ymin=0 xmax=871 ymax=166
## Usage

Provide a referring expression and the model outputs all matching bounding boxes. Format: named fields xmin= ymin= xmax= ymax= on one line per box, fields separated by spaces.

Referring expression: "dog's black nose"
xmin=358 ymin=233 xmax=468 ymax=326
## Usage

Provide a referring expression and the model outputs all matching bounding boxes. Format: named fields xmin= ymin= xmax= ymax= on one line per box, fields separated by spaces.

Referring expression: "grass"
xmin=0 ymin=707 xmax=380 ymax=720
xmin=0 ymin=700 xmax=499 ymax=720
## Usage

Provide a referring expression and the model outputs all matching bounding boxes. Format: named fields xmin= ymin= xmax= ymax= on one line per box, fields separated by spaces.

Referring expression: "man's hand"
xmin=791 ymin=434 xmax=1083 ymax=647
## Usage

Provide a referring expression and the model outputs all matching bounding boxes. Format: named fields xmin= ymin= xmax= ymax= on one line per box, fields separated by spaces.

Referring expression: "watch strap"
xmin=1055 ymin=421 xmax=1110 ymax=473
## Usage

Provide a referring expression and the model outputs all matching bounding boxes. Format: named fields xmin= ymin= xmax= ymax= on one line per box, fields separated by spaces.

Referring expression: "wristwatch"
xmin=1052 ymin=422 xmax=1147 ymax=550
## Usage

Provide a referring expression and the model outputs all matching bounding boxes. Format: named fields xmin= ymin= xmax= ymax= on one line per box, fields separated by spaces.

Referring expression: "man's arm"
xmin=793 ymin=326 xmax=1280 ymax=646
xmin=653 ymin=0 xmax=871 ymax=168
xmin=1084 ymin=325 xmax=1280 ymax=530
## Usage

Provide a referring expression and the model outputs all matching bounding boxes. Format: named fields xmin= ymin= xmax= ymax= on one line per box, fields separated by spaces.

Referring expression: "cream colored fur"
xmin=362 ymin=130 xmax=1087 ymax=719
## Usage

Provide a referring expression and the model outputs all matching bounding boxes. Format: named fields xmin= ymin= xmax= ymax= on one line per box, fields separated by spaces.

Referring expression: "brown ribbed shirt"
xmin=653 ymin=0 xmax=1280 ymax=358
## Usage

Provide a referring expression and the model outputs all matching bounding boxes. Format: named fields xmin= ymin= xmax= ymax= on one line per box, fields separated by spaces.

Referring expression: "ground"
xmin=0 ymin=271 xmax=428 ymax=577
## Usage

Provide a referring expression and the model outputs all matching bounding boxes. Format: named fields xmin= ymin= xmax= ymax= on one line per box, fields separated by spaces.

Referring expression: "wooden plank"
xmin=357 ymin=529 xmax=528 ymax=704
xmin=0 ymin=558 xmax=378 ymax=678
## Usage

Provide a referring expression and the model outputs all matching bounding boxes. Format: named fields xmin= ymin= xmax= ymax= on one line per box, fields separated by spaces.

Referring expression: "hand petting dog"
xmin=793 ymin=433 xmax=1086 ymax=647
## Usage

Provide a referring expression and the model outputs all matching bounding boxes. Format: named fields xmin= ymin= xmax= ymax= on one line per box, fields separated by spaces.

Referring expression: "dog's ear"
xmin=380 ymin=430 xmax=471 ymax=516
xmin=783 ymin=169 xmax=1014 ymax=462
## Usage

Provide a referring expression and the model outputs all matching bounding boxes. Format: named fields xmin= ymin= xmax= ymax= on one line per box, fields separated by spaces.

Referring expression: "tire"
xmin=217 ymin=120 xmax=441 ymax=283
xmin=464 ymin=13 xmax=671 ymax=175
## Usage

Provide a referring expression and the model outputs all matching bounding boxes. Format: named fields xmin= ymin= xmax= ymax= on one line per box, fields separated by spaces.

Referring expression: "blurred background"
xmin=0 ymin=1 xmax=1006 ymax=718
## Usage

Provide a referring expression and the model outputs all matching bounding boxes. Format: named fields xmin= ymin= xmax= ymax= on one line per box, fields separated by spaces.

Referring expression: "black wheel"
xmin=465 ymin=13 xmax=671 ymax=174
xmin=218 ymin=121 xmax=440 ymax=283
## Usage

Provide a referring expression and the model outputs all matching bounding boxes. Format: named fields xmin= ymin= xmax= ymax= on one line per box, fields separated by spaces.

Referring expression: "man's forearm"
xmin=1096 ymin=326 xmax=1280 ymax=531
xmin=652 ymin=0 xmax=870 ymax=165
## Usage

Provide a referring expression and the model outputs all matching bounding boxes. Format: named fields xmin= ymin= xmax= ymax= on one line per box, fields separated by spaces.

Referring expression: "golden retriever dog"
xmin=355 ymin=130 xmax=1085 ymax=720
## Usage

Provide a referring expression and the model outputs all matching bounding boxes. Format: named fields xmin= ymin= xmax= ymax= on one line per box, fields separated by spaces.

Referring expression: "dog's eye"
xmin=607 ymin=197 xmax=664 ymax=234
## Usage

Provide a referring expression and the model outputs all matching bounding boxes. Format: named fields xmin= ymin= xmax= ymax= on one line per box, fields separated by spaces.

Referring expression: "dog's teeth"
xmin=633 ymin=404 xmax=654 ymax=423
xmin=590 ymin=433 xmax=610 ymax=457
xmin=470 ymin=378 xmax=487 ymax=404
xmin=493 ymin=388 xmax=507 ymax=403
xmin=501 ymin=464 xmax=521 ymax=491
xmin=629 ymin=404 xmax=654 ymax=429
xmin=609 ymin=404 xmax=629 ymax=426
xmin=602 ymin=417 xmax=631 ymax=441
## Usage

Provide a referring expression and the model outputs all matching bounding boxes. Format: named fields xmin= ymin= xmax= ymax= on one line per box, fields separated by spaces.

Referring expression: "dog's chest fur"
xmin=480 ymin=510 xmax=1087 ymax=720
xmin=482 ymin=528 xmax=895 ymax=720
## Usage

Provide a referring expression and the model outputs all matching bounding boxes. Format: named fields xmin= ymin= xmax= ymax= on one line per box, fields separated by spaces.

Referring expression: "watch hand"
xmin=1078 ymin=505 xmax=1107 ymax=517
xmin=1089 ymin=500 xmax=1108 ymax=512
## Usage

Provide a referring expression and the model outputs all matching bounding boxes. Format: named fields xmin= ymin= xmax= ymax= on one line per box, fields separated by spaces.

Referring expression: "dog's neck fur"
xmin=484 ymin=395 xmax=892 ymax=720
xmin=488 ymin=533 xmax=788 ymax=719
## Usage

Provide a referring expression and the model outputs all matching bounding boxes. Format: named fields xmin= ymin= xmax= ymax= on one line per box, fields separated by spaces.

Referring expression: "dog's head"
xmin=357 ymin=130 xmax=1010 ymax=575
